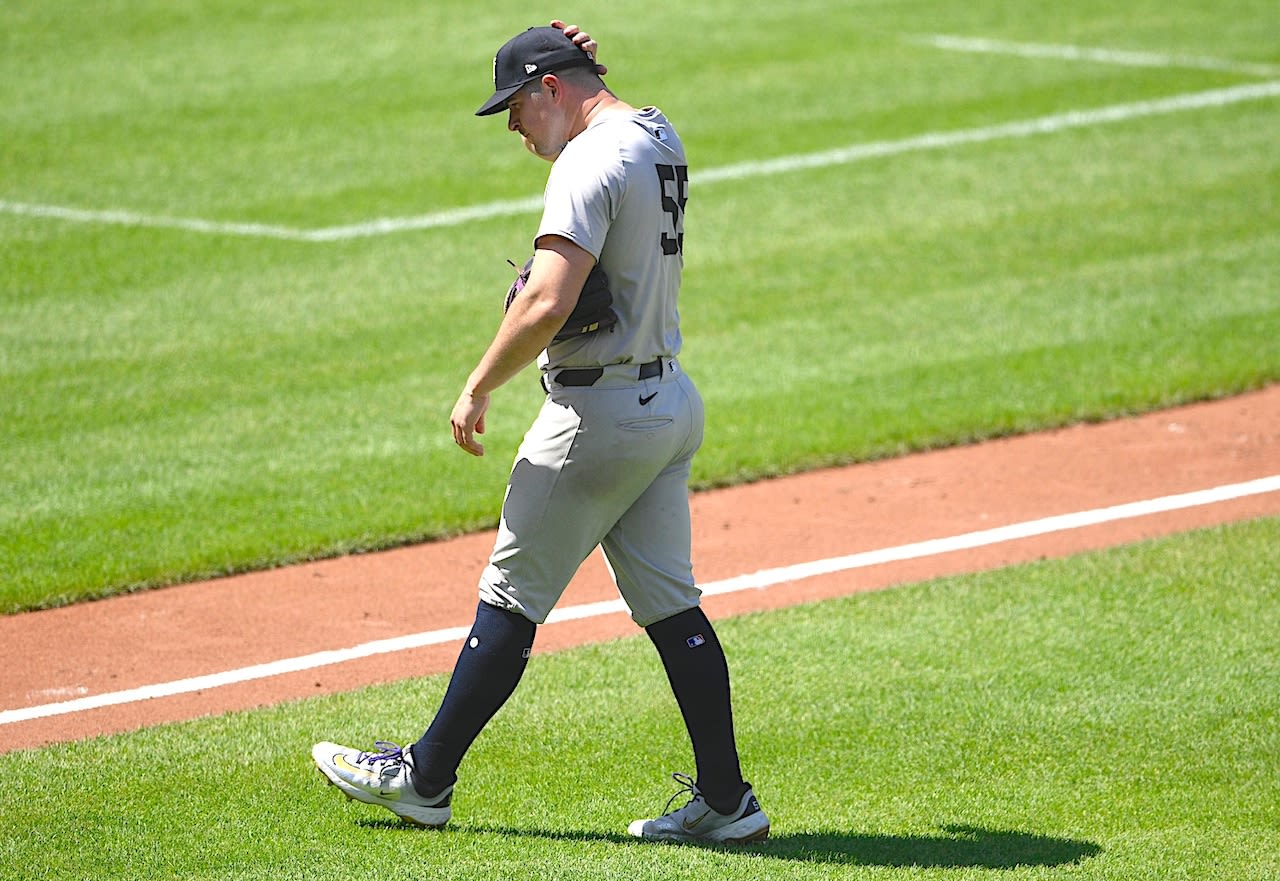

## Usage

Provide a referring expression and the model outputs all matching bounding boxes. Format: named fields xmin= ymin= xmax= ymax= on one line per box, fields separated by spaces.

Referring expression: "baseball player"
xmin=312 ymin=21 xmax=769 ymax=845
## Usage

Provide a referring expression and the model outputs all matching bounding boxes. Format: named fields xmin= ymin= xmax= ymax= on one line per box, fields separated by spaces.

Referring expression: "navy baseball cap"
xmin=476 ymin=26 xmax=598 ymax=117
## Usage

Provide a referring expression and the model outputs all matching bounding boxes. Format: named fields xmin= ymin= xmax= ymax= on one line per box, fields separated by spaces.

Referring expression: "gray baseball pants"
xmin=479 ymin=358 xmax=704 ymax=626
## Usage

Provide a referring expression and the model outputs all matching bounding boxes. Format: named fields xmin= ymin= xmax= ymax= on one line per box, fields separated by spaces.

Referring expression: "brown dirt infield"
xmin=2 ymin=385 xmax=1277 ymax=754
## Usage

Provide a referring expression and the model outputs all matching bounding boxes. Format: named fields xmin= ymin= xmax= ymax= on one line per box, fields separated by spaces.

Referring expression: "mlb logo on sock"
xmin=686 ymin=634 xmax=706 ymax=649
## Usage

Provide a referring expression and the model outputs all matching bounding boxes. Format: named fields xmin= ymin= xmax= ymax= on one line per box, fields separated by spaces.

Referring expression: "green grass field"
xmin=2 ymin=0 xmax=1279 ymax=877
xmin=3 ymin=521 xmax=1277 ymax=880
xmin=3 ymin=0 xmax=1277 ymax=612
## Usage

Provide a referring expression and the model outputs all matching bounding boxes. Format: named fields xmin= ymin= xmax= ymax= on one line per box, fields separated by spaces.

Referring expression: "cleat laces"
xmin=357 ymin=741 xmax=408 ymax=774
xmin=359 ymin=741 xmax=404 ymax=761
xmin=659 ymin=772 xmax=707 ymax=818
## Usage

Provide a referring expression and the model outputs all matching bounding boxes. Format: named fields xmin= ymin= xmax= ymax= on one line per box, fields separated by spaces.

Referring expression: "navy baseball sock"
xmin=645 ymin=607 xmax=747 ymax=815
xmin=409 ymin=601 xmax=535 ymax=797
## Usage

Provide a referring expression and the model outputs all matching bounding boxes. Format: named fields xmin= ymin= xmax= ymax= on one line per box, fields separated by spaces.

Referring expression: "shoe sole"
xmin=629 ymin=815 xmax=770 ymax=846
xmin=710 ymin=822 xmax=770 ymax=845
xmin=313 ymin=763 xmax=450 ymax=829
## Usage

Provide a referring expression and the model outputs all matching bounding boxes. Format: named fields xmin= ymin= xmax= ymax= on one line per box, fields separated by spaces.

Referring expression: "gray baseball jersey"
xmin=536 ymin=107 xmax=687 ymax=371
xmin=478 ymin=106 xmax=704 ymax=626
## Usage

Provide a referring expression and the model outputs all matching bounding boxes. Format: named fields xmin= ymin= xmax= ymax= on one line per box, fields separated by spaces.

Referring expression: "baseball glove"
xmin=505 ymin=256 xmax=618 ymax=341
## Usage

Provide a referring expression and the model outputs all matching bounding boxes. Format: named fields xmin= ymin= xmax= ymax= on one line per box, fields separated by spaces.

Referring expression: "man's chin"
xmin=524 ymin=137 xmax=564 ymax=162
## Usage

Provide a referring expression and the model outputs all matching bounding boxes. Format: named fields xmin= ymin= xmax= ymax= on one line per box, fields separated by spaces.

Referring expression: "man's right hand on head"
xmin=550 ymin=19 xmax=608 ymax=75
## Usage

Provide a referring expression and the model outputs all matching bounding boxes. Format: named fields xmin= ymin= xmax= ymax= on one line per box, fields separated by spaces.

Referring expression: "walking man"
xmin=312 ymin=22 xmax=768 ymax=844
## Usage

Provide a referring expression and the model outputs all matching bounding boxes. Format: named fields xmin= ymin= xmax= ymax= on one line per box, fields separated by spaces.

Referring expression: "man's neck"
xmin=575 ymin=92 xmax=634 ymax=137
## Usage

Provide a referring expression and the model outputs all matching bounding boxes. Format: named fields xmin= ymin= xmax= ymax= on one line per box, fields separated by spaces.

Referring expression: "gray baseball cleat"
xmin=628 ymin=772 xmax=770 ymax=844
xmin=311 ymin=740 xmax=452 ymax=828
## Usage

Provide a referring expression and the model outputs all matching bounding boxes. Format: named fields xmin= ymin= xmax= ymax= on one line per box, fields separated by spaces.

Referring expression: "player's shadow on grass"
xmin=364 ymin=819 xmax=1100 ymax=869
xmin=744 ymin=825 xmax=1101 ymax=869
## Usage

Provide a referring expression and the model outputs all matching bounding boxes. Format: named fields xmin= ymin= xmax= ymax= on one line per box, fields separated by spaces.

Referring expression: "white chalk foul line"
xmin=699 ymin=475 xmax=1280 ymax=595
xmin=4 ymin=79 xmax=1279 ymax=241
xmin=915 ymin=34 xmax=1280 ymax=79
xmin=3 ymin=474 xmax=1277 ymax=727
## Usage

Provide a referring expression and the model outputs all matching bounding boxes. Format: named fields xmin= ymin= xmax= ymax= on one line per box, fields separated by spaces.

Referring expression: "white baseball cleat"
xmin=311 ymin=740 xmax=452 ymax=828
xmin=628 ymin=772 xmax=770 ymax=844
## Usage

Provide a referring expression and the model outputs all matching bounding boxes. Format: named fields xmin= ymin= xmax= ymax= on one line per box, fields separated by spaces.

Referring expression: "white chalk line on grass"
xmin=3 ymin=79 xmax=1279 ymax=241
xmin=3 ymin=474 xmax=1278 ymax=727
xmin=0 ymin=196 xmax=547 ymax=242
xmin=693 ymin=79 xmax=1280 ymax=185
xmin=0 ymin=202 xmax=310 ymax=240
xmin=914 ymin=34 xmax=1280 ymax=79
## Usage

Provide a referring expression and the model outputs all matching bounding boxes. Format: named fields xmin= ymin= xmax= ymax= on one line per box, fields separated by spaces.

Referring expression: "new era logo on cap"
xmin=524 ymin=63 xmax=538 ymax=74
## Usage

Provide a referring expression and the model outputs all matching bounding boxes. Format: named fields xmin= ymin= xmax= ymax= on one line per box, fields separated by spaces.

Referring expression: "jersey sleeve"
xmin=535 ymin=133 xmax=625 ymax=260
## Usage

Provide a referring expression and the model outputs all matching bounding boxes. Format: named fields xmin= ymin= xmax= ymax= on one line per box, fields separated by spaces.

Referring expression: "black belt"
xmin=549 ymin=358 xmax=663 ymax=388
